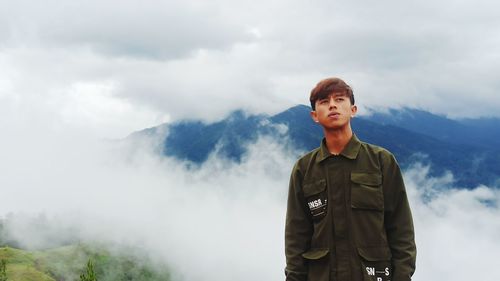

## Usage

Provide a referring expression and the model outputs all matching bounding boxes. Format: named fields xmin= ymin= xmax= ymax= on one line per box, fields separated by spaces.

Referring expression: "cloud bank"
xmin=1 ymin=116 xmax=499 ymax=280
xmin=1 ymin=0 xmax=500 ymax=134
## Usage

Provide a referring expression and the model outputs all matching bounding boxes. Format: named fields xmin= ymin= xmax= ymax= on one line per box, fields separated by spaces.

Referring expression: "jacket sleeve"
xmin=382 ymin=153 xmax=417 ymax=281
xmin=284 ymin=162 xmax=313 ymax=281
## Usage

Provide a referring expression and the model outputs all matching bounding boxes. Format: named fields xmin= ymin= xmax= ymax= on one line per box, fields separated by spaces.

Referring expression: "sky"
xmin=1 ymin=0 xmax=500 ymax=139
xmin=1 ymin=0 xmax=500 ymax=280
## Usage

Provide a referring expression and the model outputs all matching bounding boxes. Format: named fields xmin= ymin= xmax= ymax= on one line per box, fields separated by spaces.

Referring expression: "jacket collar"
xmin=317 ymin=134 xmax=361 ymax=163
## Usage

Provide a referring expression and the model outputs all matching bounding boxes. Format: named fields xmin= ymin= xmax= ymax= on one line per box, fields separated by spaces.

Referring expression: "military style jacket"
xmin=285 ymin=135 xmax=416 ymax=281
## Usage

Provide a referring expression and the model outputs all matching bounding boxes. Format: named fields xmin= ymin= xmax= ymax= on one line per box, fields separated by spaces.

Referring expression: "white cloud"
xmin=0 ymin=0 xmax=253 ymax=59
xmin=1 ymin=0 xmax=499 ymax=129
xmin=0 ymin=47 xmax=171 ymax=138
xmin=1 ymin=113 xmax=499 ymax=280
xmin=405 ymin=165 xmax=500 ymax=281
xmin=0 ymin=127 xmax=298 ymax=280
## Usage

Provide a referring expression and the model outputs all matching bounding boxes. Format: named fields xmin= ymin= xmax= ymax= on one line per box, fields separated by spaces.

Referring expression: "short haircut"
xmin=309 ymin=77 xmax=355 ymax=110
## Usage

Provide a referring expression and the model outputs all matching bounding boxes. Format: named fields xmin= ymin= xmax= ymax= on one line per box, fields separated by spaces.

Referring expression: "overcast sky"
xmin=1 ymin=2 xmax=499 ymax=280
xmin=1 ymin=0 xmax=499 ymax=138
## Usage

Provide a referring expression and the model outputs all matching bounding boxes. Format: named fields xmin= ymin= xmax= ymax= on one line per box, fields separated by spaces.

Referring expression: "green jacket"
xmin=285 ymin=135 xmax=416 ymax=281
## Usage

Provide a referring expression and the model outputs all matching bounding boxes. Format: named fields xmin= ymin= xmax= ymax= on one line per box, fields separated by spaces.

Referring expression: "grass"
xmin=1 ymin=247 xmax=55 ymax=281
xmin=0 ymin=244 xmax=171 ymax=281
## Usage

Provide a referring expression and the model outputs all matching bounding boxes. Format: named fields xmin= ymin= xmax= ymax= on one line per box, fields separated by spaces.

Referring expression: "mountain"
xmin=131 ymin=105 xmax=500 ymax=188
xmin=366 ymin=107 xmax=500 ymax=150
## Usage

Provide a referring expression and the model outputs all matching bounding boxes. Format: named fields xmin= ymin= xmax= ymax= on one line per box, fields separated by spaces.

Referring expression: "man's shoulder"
xmin=360 ymin=139 xmax=391 ymax=154
xmin=289 ymin=147 xmax=322 ymax=181
xmin=297 ymin=146 xmax=321 ymax=162
xmin=292 ymin=147 xmax=321 ymax=169
xmin=358 ymin=138 xmax=398 ymax=164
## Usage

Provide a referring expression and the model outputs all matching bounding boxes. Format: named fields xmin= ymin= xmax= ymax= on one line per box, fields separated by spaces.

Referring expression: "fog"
xmin=1 ymin=116 xmax=499 ymax=280
xmin=0 ymin=119 xmax=296 ymax=280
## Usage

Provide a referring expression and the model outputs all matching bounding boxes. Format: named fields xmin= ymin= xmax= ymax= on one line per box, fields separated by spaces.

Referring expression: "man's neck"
xmin=323 ymin=126 xmax=353 ymax=155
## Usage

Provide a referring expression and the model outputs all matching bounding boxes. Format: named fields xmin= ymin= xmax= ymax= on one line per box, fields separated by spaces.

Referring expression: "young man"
xmin=285 ymin=77 xmax=416 ymax=281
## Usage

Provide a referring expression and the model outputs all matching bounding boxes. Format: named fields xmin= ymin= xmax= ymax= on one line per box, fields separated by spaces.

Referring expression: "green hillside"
xmin=0 ymin=245 xmax=171 ymax=281
xmin=0 ymin=247 xmax=54 ymax=281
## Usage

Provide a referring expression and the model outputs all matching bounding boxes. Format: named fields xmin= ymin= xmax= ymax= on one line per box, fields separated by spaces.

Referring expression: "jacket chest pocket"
xmin=350 ymin=172 xmax=385 ymax=244
xmin=303 ymin=179 xmax=328 ymax=221
xmin=350 ymin=172 xmax=383 ymax=211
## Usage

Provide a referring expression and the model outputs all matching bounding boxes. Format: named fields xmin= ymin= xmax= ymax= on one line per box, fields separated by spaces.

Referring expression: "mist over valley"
xmin=1 ymin=105 xmax=499 ymax=281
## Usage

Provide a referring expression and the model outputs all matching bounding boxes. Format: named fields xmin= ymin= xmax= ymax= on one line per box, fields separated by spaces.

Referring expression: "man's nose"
xmin=329 ymin=97 xmax=337 ymax=108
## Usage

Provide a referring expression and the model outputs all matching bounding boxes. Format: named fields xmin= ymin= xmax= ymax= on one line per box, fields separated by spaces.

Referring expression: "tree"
xmin=80 ymin=259 xmax=97 ymax=281
xmin=0 ymin=259 xmax=7 ymax=281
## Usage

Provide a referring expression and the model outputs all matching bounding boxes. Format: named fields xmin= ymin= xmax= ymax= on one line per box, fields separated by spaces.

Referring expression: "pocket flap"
xmin=357 ymin=247 xmax=392 ymax=261
xmin=301 ymin=248 xmax=329 ymax=260
xmin=351 ymin=187 xmax=384 ymax=211
xmin=303 ymin=179 xmax=326 ymax=196
xmin=351 ymin=173 xmax=382 ymax=186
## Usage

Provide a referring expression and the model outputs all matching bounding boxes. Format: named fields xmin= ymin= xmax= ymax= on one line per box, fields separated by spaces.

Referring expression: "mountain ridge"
xmin=131 ymin=105 xmax=500 ymax=188
xmin=366 ymin=107 xmax=500 ymax=150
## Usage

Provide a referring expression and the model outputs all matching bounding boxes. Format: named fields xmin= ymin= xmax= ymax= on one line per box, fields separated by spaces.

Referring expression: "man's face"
xmin=310 ymin=92 xmax=357 ymax=130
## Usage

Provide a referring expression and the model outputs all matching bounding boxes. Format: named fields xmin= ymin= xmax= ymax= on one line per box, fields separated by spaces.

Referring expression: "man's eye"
xmin=335 ymin=97 xmax=344 ymax=102
xmin=319 ymin=99 xmax=328 ymax=104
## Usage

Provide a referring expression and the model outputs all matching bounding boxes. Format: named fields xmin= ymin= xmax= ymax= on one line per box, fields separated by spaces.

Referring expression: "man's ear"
xmin=350 ymin=105 xmax=358 ymax=117
xmin=310 ymin=110 xmax=319 ymax=123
